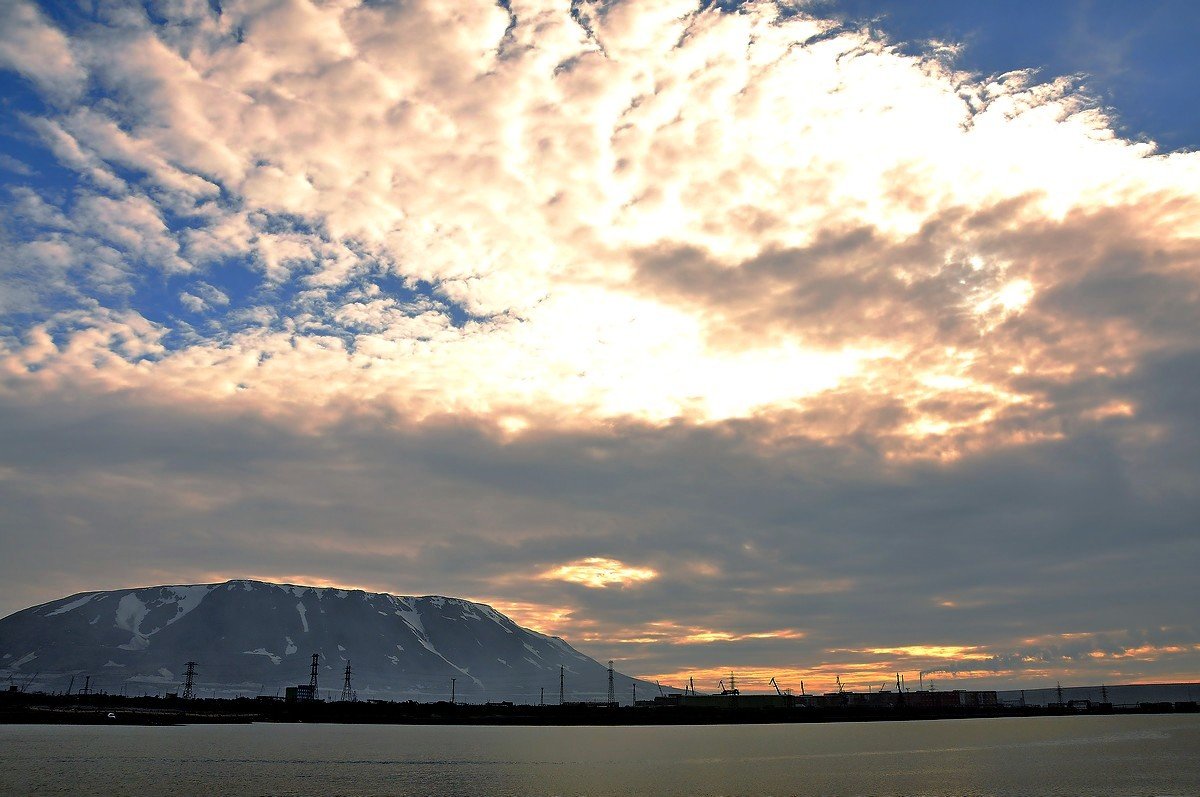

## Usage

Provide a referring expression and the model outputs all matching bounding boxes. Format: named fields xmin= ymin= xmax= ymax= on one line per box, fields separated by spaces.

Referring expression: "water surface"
xmin=3 ymin=714 xmax=1198 ymax=796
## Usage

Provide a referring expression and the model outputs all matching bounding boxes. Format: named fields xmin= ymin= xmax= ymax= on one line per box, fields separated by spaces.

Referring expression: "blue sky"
xmin=818 ymin=0 xmax=1200 ymax=151
xmin=1 ymin=0 xmax=1198 ymax=691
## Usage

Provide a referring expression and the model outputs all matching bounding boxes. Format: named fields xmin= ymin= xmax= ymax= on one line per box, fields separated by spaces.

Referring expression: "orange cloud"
xmin=582 ymin=621 xmax=805 ymax=646
xmin=539 ymin=557 xmax=658 ymax=589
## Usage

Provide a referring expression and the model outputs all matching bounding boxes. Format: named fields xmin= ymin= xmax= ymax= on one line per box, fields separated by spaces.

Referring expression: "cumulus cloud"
xmin=0 ymin=0 xmax=1198 ymax=688
xmin=0 ymin=0 xmax=1193 ymax=449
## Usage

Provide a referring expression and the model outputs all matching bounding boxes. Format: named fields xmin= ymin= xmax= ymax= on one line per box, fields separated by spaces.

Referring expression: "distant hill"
xmin=0 ymin=580 xmax=650 ymax=702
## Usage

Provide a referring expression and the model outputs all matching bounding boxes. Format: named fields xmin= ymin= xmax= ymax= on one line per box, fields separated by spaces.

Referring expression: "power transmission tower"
xmin=607 ymin=660 xmax=615 ymax=705
xmin=182 ymin=662 xmax=197 ymax=700
xmin=559 ymin=665 xmax=565 ymax=705
xmin=309 ymin=653 xmax=320 ymax=694
xmin=81 ymin=675 xmax=91 ymax=697
xmin=340 ymin=661 xmax=354 ymax=702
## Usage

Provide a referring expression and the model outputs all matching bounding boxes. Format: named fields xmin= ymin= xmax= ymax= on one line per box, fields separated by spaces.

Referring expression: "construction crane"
xmin=769 ymin=677 xmax=791 ymax=696
xmin=656 ymin=680 xmax=665 ymax=697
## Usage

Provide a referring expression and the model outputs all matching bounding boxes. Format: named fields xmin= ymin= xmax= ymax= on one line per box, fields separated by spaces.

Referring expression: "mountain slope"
xmin=0 ymin=580 xmax=651 ymax=702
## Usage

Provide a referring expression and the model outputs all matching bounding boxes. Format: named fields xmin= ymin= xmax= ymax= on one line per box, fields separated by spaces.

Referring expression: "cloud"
xmin=0 ymin=0 xmax=1194 ymax=457
xmin=0 ymin=0 xmax=1198 ymax=688
xmin=0 ymin=0 xmax=87 ymax=103
xmin=541 ymin=557 xmax=658 ymax=589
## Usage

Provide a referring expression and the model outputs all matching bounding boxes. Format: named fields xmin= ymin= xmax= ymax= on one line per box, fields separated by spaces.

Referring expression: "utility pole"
xmin=340 ymin=661 xmax=354 ymax=702
xmin=309 ymin=653 xmax=320 ymax=695
xmin=182 ymin=663 xmax=196 ymax=700
xmin=559 ymin=665 xmax=565 ymax=705
xmin=451 ymin=677 xmax=456 ymax=705
xmin=540 ymin=686 xmax=544 ymax=706
xmin=607 ymin=661 xmax=615 ymax=705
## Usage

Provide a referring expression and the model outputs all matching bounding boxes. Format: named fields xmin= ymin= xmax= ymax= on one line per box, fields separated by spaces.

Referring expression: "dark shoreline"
xmin=2 ymin=692 xmax=1197 ymax=727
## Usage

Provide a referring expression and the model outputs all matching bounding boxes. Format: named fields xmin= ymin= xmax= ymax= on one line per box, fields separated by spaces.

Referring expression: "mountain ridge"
xmin=0 ymin=579 xmax=651 ymax=703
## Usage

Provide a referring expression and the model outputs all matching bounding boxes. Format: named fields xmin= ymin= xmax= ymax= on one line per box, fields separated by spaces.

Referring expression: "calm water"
xmin=2 ymin=715 xmax=1198 ymax=796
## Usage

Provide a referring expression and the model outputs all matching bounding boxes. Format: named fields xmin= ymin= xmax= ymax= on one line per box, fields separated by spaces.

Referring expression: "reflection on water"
xmin=3 ymin=714 xmax=1199 ymax=796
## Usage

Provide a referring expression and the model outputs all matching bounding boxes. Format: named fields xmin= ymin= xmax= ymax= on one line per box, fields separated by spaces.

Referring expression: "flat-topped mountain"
xmin=0 ymin=580 xmax=650 ymax=702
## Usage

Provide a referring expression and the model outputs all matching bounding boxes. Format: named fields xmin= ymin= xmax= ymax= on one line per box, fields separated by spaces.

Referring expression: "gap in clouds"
xmin=814 ymin=0 xmax=1200 ymax=152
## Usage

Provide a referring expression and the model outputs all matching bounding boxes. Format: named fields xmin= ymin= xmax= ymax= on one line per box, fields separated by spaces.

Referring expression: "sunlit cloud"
xmin=0 ymin=0 xmax=1194 ymax=462
xmin=482 ymin=601 xmax=579 ymax=637
xmin=584 ymin=621 xmax=806 ymax=645
xmin=540 ymin=557 xmax=658 ymax=589
xmin=861 ymin=646 xmax=992 ymax=660
xmin=0 ymin=0 xmax=1198 ymax=690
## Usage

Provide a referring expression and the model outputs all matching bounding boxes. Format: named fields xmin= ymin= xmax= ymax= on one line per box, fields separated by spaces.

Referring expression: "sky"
xmin=0 ymin=0 xmax=1198 ymax=694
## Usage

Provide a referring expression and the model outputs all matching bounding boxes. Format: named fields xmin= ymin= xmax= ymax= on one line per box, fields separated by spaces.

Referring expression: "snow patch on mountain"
xmin=164 ymin=585 xmax=215 ymax=626
xmin=395 ymin=606 xmax=426 ymax=640
xmin=244 ymin=648 xmax=282 ymax=665
xmin=115 ymin=593 xmax=151 ymax=651
xmin=45 ymin=593 xmax=101 ymax=617
xmin=476 ymin=604 xmax=516 ymax=633
xmin=296 ymin=602 xmax=309 ymax=632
